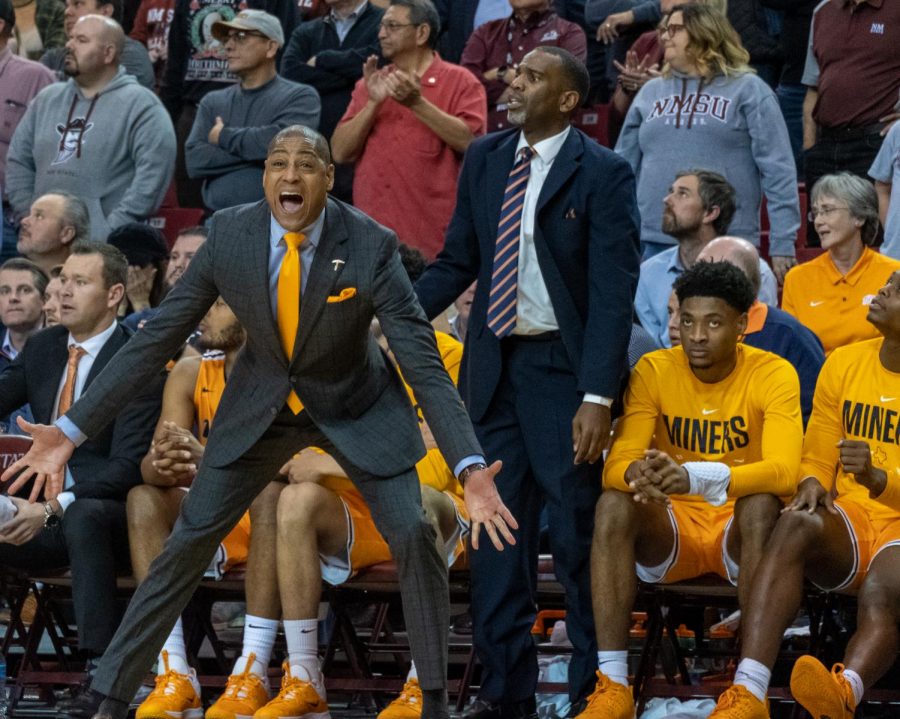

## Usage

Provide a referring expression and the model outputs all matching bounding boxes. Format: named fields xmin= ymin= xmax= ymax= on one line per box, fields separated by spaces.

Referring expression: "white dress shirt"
xmin=509 ymin=127 xmax=611 ymax=407
xmin=511 ymin=127 xmax=569 ymax=335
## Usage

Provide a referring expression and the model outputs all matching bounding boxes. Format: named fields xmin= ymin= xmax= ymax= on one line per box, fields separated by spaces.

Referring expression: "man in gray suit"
xmin=5 ymin=125 xmax=516 ymax=719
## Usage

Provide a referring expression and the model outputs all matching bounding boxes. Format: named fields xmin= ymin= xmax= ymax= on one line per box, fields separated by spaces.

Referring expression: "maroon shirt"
xmin=804 ymin=0 xmax=900 ymax=127
xmin=460 ymin=9 xmax=586 ymax=132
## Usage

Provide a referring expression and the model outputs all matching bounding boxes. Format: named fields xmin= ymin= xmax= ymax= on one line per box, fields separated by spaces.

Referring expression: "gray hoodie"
xmin=7 ymin=68 xmax=176 ymax=242
xmin=615 ymin=70 xmax=799 ymax=256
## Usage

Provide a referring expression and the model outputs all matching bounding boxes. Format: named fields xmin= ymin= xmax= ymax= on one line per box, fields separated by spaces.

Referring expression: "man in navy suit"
xmin=416 ymin=46 xmax=640 ymax=718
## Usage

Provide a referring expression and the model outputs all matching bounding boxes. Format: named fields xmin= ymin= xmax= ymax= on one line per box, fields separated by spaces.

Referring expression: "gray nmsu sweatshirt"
xmin=7 ymin=68 xmax=176 ymax=242
xmin=615 ymin=70 xmax=800 ymax=257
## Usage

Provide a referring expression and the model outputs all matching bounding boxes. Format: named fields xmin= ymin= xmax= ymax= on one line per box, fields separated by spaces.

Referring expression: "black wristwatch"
xmin=459 ymin=462 xmax=488 ymax=486
xmin=43 ymin=501 xmax=61 ymax=528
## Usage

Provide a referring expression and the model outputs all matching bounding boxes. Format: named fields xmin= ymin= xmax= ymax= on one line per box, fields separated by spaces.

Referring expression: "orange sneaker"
xmin=377 ymin=679 xmax=422 ymax=719
xmin=206 ymin=653 xmax=270 ymax=719
xmin=790 ymin=656 xmax=856 ymax=718
xmin=574 ymin=671 xmax=634 ymax=719
xmin=254 ymin=663 xmax=330 ymax=719
xmin=708 ymin=685 xmax=769 ymax=718
xmin=136 ymin=651 xmax=203 ymax=719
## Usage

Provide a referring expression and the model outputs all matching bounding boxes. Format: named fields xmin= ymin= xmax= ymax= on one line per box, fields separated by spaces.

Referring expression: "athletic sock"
xmin=407 ymin=661 xmax=418 ymax=682
xmin=597 ymin=650 xmax=629 ymax=688
xmin=234 ymin=614 xmax=279 ymax=678
xmin=284 ymin=618 xmax=321 ymax=686
xmin=734 ymin=657 xmax=771 ymax=703
xmin=842 ymin=667 xmax=864 ymax=705
xmin=160 ymin=618 xmax=190 ymax=675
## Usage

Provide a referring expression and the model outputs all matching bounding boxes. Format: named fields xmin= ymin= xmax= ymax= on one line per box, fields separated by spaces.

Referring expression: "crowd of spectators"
xmin=0 ymin=0 xmax=898 ymax=715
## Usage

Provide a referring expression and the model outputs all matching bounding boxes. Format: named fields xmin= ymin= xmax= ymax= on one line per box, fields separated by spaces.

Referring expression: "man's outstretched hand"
xmin=463 ymin=460 xmax=518 ymax=551
xmin=1 ymin=418 xmax=75 ymax=502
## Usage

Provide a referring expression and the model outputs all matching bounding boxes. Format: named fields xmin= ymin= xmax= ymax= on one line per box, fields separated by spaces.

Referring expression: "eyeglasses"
xmin=808 ymin=205 xmax=850 ymax=221
xmin=224 ymin=30 xmax=268 ymax=43
xmin=659 ymin=22 xmax=686 ymax=38
xmin=379 ymin=20 xmax=417 ymax=32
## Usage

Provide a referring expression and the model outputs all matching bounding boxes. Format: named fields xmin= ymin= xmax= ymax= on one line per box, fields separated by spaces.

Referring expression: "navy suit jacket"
xmin=0 ymin=324 xmax=163 ymax=500
xmin=744 ymin=305 xmax=824 ymax=426
xmin=416 ymin=127 xmax=641 ymax=422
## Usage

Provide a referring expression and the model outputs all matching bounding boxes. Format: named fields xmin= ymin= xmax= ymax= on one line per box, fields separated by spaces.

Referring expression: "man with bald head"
xmin=8 ymin=14 xmax=174 ymax=243
xmin=697 ymin=237 xmax=824 ymax=424
xmin=6 ymin=124 xmax=512 ymax=719
xmin=40 ymin=0 xmax=154 ymax=88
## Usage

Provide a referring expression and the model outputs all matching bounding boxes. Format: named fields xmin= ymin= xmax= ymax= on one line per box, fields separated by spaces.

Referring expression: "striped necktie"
xmin=487 ymin=146 xmax=534 ymax=338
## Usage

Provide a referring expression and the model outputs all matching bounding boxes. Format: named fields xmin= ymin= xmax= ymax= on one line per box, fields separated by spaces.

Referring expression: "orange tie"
xmin=278 ymin=232 xmax=305 ymax=414
xmin=58 ymin=345 xmax=87 ymax=416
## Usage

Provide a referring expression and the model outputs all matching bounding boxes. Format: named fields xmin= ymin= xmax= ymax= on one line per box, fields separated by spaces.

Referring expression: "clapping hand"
xmin=364 ymin=55 xmax=390 ymax=104
xmin=2 ymin=417 xmax=75 ymax=502
xmin=384 ymin=69 xmax=422 ymax=107
xmin=463 ymin=460 xmax=518 ymax=551
xmin=597 ymin=11 xmax=634 ymax=43
xmin=613 ymin=50 xmax=659 ymax=94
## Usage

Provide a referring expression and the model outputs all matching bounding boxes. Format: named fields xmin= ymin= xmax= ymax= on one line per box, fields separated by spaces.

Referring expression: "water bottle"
xmin=0 ymin=650 xmax=8 ymax=717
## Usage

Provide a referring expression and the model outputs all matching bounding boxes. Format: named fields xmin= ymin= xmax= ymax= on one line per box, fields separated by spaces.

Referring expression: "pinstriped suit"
xmin=65 ymin=196 xmax=482 ymax=701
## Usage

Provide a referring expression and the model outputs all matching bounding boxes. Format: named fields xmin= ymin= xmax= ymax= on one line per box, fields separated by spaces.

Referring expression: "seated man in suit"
xmin=0 ymin=258 xmax=48 ymax=432
xmin=0 ymin=242 xmax=162 ymax=688
xmin=696 ymin=236 xmax=825 ymax=425
xmin=579 ymin=261 xmax=803 ymax=719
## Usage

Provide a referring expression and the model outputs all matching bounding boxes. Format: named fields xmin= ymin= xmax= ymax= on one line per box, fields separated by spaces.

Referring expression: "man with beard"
xmin=40 ymin=0 xmax=154 ymax=87
xmin=125 ymin=297 xmax=279 ymax=719
xmin=634 ymin=170 xmax=778 ymax=347
xmin=7 ymin=15 xmax=175 ymax=243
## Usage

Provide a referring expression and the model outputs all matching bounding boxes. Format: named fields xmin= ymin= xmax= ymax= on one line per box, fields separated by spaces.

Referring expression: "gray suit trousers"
xmin=90 ymin=406 xmax=450 ymax=700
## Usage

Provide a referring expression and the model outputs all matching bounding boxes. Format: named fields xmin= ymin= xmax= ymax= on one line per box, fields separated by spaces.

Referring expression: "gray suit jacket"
xmin=67 ymin=197 xmax=481 ymax=477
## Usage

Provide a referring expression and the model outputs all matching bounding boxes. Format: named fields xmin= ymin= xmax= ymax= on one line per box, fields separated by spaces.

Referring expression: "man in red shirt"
xmin=460 ymin=0 xmax=586 ymax=133
xmin=332 ymin=0 xmax=487 ymax=260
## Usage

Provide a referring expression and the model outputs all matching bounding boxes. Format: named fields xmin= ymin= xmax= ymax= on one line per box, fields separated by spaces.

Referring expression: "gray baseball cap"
xmin=211 ymin=9 xmax=284 ymax=47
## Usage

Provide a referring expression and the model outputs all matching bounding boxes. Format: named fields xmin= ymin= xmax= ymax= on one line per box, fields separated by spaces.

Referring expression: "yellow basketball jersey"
xmin=604 ymin=344 xmax=803 ymax=500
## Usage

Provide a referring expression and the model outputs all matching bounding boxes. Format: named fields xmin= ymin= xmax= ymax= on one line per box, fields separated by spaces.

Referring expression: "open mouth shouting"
xmin=279 ymin=192 xmax=304 ymax=215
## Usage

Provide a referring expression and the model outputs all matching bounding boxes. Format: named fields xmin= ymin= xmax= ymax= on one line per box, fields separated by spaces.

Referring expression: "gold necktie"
xmin=58 ymin=345 xmax=87 ymax=416
xmin=278 ymin=232 xmax=305 ymax=414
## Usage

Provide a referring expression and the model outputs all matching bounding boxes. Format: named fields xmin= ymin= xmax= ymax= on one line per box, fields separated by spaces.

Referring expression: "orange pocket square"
xmin=326 ymin=287 xmax=357 ymax=303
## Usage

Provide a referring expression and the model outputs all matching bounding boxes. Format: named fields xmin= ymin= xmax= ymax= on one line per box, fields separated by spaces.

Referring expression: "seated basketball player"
xmin=126 ymin=298 xmax=283 ymax=719
xmin=708 ymin=270 xmax=900 ymax=719
xmin=577 ymin=261 xmax=803 ymax=719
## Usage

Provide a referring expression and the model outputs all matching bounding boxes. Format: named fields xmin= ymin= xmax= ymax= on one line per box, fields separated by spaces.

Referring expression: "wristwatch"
xmin=43 ymin=501 xmax=61 ymax=529
xmin=458 ymin=462 xmax=488 ymax=486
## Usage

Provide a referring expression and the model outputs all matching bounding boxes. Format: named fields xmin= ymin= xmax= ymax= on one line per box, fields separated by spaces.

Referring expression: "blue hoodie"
xmin=616 ymin=70 xmax=800 ymax=257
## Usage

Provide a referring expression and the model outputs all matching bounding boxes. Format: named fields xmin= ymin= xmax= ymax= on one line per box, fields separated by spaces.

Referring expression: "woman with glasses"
xmin=782 ymin=172 xmax=900 ymax=354
xmin=615 ymin=4 xmax=799 ymax=282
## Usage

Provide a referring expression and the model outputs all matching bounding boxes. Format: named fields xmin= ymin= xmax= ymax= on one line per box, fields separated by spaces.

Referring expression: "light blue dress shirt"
xmin=635 ymin=245 xmax=779 ymax=348
xmin=59 ymin=209 xmax=485 ymax=478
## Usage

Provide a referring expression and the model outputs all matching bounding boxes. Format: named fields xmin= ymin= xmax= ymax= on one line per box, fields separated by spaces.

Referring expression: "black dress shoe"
xmin=56 ymin=687 xmax=104 ymax=719
xmin=458 ymin=698 xmax=502 ymax=719
xmin=459 ymin=696 xmax=537 ymax=719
